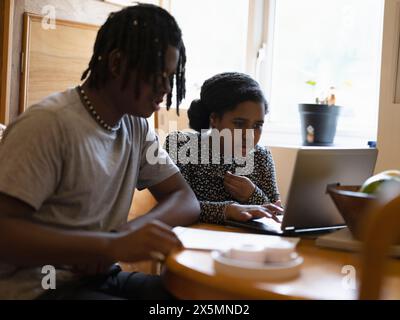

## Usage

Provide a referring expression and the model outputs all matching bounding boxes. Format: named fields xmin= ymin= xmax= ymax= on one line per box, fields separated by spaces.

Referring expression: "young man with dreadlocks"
xmin=0 ymin=4 xmax=199 ymax=299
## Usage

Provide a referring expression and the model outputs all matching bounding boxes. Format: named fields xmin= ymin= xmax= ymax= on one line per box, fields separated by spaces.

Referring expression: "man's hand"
xmin=110 ymin=220 xmax=183 ymax=263
xmin=223 ymin=171 xmax=256 ymax=202
xmin=225 ymin=203 xmax=284 ymax=222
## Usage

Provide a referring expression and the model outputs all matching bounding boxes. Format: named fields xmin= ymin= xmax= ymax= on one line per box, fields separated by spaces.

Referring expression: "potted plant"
xmin=299 ymin=82 xmax=341 ymax=146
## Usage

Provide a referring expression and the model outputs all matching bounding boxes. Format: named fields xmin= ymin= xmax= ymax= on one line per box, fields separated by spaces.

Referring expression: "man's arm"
xmin=0 ymin=193 xmax=181 ymax=267
xmin=124 ymin=172 xmax=200 ymax=230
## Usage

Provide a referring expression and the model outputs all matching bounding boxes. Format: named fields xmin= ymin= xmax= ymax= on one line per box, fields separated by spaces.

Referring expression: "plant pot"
xmin=298 ymin=104 xmax=341 ymax=146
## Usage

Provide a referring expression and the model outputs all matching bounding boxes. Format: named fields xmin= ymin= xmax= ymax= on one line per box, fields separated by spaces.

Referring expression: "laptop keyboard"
xmin=226 ymin=216 xmax=283 ymax=235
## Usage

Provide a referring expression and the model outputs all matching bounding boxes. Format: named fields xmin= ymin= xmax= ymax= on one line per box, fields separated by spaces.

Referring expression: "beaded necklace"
xmin=77 ymin=86 xmax=120 ymax=132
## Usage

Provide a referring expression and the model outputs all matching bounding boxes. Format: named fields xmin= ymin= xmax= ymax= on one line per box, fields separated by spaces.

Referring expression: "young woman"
xmin=165 ymin=72 xmax=283 ymax=225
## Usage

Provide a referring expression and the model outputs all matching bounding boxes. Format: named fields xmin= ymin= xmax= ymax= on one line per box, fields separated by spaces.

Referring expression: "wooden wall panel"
xmin=9 ymin=0 xmax=129 ymax=121
xmin=19 ymin=14 xmax=99 ymax=112
xmin=156 ymin=107 xmax=190 ymax=133
xmin=0 ymin=0 xmax=14 ymax=124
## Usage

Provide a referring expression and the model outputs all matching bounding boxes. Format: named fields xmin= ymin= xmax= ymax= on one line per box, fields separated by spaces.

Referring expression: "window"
xmin=169 ymin=0 xmax=250 ymax=109
xmin=260 ymin=0 xmax=385 ymax=146
xmin=161 ymin=0 xmax=384 ymax=146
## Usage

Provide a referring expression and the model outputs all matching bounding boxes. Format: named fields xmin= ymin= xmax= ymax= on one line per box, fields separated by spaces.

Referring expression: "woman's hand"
xmin=223 ymin=171 xmax=256 ymax=202
xmin=273 ymin=199 xmax=283 ymax=210
xmin=224 ymin=203 xmax=284 ymax=222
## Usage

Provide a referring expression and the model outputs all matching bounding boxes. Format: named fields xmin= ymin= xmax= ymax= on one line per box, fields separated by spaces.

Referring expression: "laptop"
xmin=226 ymin=147 xmax=378 ymax=236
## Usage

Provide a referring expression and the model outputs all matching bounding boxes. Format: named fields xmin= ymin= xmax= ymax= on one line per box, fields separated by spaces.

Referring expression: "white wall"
xmin=268 ymin=146 xmax=298 ymax=204
xmin=376 ymin=0 xmax=400 ymax=172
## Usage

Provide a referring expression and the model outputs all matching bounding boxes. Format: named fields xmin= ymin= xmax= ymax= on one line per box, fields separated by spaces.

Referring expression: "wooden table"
xmin=163 ymin=224 xmax=400 ymax=300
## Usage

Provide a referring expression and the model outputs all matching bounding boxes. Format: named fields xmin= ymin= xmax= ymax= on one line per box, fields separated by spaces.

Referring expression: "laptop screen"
xmin=281 ymin=147 xmax=378 ymax=230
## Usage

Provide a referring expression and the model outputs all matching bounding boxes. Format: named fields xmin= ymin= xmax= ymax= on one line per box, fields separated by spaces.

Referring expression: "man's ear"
xmin=108 ymin=49 xmax=123 ymax=79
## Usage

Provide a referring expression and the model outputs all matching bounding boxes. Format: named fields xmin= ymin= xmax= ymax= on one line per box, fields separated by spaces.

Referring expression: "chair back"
xmin=359 ymin=194 xmax=400 ymax=299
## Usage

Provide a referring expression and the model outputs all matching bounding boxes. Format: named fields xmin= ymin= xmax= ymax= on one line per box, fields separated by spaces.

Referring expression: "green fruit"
xmin=360 ymin=170 xmax=400 ymax=194
xmin=380 ymin=170 xmax=400 ymax=178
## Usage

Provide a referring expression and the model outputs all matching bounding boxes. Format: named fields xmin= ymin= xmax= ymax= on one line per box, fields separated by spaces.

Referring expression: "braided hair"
xmin=81 ymin=4 xmax=186 ymax=113
xmin=188 ymin=72 xmax=268 ymax=132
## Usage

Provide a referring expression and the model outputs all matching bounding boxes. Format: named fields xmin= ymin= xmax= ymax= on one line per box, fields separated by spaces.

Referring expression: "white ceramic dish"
xmin=229 ymin=243 xmax=269 ymax=263
xmin=212 ymin=250 xmax=303 ymax=281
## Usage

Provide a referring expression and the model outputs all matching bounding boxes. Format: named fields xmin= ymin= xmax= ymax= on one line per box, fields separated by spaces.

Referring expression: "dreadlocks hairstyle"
xmin=81 ymin=4 xmax=186 ymax=114
xmin=187 ymin=72 xmax=268 ymax=132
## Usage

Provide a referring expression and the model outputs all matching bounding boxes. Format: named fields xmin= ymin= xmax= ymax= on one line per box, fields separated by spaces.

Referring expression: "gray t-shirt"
xmin=0 ymin=88 xmax=179 ymax=299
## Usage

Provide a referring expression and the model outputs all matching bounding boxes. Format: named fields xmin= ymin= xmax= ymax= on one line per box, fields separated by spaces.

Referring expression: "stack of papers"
xmin=316 ymin=228 xmax=400 ymax=257
xmin=173 ymin=227 xmax=300 ymax=251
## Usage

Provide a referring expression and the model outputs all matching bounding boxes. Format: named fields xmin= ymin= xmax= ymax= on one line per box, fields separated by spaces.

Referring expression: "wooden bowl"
xmin=327 ymin=185 xmax=377 ymax=239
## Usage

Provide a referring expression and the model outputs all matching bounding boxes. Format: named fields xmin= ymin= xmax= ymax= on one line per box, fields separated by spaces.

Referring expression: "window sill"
xmin=261 ymin=122 xmax=376 ymax=148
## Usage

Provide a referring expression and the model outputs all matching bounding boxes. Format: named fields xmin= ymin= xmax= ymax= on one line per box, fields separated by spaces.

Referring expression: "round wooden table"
xmin=163 ymin=224 xmax=400 ymax=300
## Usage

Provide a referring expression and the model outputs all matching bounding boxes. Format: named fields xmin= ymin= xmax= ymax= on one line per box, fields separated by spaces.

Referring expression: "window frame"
xmin=257 ymin=0 xmax=385 ymax=147
xmin=160 ymin=0 xmax=384 ymax=147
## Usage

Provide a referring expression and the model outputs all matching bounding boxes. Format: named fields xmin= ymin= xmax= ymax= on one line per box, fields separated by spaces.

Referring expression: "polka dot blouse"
xmin=164 ymin=131 xmax=280 ymax=225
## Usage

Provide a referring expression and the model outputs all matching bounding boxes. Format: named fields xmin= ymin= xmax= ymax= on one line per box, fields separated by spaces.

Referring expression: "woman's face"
xmin=210 ymin=101 xmax=265 ymax=156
